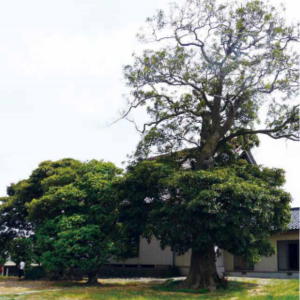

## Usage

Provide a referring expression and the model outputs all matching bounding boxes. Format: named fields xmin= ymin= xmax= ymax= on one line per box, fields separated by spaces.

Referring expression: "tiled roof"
xmin=288 ymin=208 xmax=299 ymax=230
xmin=148 ymin=148 xmax=256 ymax=165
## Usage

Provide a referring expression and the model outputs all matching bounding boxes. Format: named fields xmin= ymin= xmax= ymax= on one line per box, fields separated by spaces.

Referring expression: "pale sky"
xmin=0 ymin=0 xmax=299 ymax=207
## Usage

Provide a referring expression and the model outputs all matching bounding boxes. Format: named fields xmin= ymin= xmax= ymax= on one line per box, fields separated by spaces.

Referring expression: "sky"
xmin=0 ymin=0 xmax=299 ymax=207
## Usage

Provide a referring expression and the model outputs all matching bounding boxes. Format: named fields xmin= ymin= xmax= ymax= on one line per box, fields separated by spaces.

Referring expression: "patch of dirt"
xmin=0 ymin=278 xmax=60 ymax=295
xmin=0 ymin=277 xmax=174 ymax=296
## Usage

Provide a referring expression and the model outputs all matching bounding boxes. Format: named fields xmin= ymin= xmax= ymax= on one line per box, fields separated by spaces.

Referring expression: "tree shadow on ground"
xmin=151 ymin=279 xmax=258 ymax=295
xmin=53 ymin=278 xmax=167 ymax=288
xmin=0 ymin=276 xmax=260 ymax=299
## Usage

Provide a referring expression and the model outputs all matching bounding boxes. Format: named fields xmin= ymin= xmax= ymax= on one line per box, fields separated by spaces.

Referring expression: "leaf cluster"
xmin=0 ymin=159 xmax=127 ymax=279
xmin=123 ymin=0 xmax=299 ymax=162
xmin=120 ymin=158 xmax=291 ymax=263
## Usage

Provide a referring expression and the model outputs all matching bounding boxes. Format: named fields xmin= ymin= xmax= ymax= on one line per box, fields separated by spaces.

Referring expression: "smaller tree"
xmin=26 ymin=159 xmax=123 ymax=284
xmin=1 ymin=159 xmax=126 ymax=284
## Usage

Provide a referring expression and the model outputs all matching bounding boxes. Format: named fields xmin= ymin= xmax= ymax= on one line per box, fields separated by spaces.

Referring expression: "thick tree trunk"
xmin=86 ymin=271 xmax=99 ymax=285
xmin=182 ymin=246 xmax=220 ymax=291
xmin=182 ymin=132 xmax=225 ymax=291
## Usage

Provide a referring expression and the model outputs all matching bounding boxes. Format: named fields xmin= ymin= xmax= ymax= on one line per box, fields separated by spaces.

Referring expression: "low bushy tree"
xmin=0 ymin=159 xmax=126 ymax=284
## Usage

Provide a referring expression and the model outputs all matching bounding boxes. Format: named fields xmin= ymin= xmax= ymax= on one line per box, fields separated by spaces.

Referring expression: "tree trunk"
xmin=86 ymin=271 xmax=99 ymax=285
xmin=182 ymin=246 xmax=220 ymax=291
xmin=183 ymin=133 xmax=224 ymax=291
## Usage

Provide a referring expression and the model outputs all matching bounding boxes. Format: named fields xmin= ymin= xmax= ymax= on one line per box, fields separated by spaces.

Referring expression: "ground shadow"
xmin=151 ymin=279 xmax=258 ymax=295
xmin=0 ymin=276 xmax=260 ymax=299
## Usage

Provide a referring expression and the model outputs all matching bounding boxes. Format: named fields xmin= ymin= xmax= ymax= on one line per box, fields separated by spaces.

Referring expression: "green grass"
xmin=0 ymin=277 xmax=298 ymax=300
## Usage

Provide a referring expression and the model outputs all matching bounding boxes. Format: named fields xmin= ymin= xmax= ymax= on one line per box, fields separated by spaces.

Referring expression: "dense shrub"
xmin=25 ymin=266 xmax=46 ymax=280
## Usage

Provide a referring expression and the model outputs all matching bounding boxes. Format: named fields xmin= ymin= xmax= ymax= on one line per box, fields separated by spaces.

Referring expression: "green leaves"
xmin=0 ymin=159 xmax=127 ymax=279
xmin=8 ymin=237 xmax=33 ymax=266
xmin=122 ymin=159 xmax=291 ymax=260
xmin=123 ymin=0 xmax=299 ymax=162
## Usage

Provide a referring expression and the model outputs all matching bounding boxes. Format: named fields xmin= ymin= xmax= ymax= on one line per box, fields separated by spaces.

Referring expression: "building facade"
xmin=111 ymin=208 xmax=299 ymax=278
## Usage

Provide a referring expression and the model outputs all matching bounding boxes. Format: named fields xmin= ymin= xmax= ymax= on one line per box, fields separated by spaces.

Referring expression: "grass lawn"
xmin=0 ymin=276 xmax=298 ymax=300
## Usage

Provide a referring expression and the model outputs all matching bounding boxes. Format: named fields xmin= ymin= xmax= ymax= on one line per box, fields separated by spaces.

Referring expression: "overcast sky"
xmin=0 ymin=0 xmax=299 ymax=207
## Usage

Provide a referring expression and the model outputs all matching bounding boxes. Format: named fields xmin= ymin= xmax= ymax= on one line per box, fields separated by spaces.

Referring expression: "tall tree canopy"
xmin=123 ymin=0 xmax=298 ymax=289
xmin=124 ymin=0 xmax=299 ymax=166
xmin=0 ymin=159 xmax=125 ymax=284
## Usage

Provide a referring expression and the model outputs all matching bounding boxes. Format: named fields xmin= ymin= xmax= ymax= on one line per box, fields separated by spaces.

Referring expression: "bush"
xmin=25 ymin=266 xmax=46 ymax=280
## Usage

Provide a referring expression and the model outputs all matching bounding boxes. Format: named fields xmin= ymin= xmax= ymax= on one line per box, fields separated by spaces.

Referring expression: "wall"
xmin=175 ymin=250 xmax=191 ymax=275
xmin=175 ymin=250 xmax=191 ymax=268
xmin=112 ymin=237 xmax=173 ymax=266
xmin=112 ymin=230 xmax=299 ymax=275
xmin=223 ymin=250 xmax=234 ymax=271
xmin=223 ymin=230 xmax=299 ymax=272
xmin=139 ymin=237 xmax=173 ymax=265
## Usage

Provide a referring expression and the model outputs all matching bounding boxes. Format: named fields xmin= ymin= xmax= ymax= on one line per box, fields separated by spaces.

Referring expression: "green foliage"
xmin=121 ymin=159 xmax=291 ymax=263
xmin=124 ymin=0 xmax=299 ymax=162
xmin=123 ymin=1 xmax=297 ymax=287
xmin=8 ymin=238 xmax=33 ymax=266
xmin=0 ymin=159 xmax=128 ymax=280
xmin=24 ymin=266 xmax=46 ymax=280
xmin=118 ymin=161 xmax=174 ymax=246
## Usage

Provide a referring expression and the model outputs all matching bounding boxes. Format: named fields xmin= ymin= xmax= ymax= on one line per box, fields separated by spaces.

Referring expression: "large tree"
xmin=0 ymin=159 xmax=126 ymax=284
xmin=121 ymin=158 xmax=291 ymax=290
xmin=123 ymin=0 xmax=298 ymax=289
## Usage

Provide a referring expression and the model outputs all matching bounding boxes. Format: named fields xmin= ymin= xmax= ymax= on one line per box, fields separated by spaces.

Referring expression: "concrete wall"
xmin=112 ymin=230 xmax=298 ymax=276
xmin=112 ymin=237 xmax=173 ymax=266
xmin=175 ymin=250 xmax=191 ymax=275
xmin=223 ymin=230 xmax=299 ymax=272
xmin=175 ymin=250 xmax=191 ymax=267
xmin=223 ymin=250 xmax=234 ymax=271
xmin=139 ymin=237 xmax=173 ymax=265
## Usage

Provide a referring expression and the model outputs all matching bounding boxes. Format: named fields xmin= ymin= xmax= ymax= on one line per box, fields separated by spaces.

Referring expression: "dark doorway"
xmin=277 ymin=240 xmax=299 ymax=271
xmin=288 ymin=243 xmax=299 ymax=270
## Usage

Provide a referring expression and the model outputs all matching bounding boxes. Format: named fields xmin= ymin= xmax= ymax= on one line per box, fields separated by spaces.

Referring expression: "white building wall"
xmin=111 ymin=231 xmax=299 ymax=277
xmin=223 ymin=231 xmax=299 ymax=273
xmin=112 ymin=237 xmax=173 ymax=266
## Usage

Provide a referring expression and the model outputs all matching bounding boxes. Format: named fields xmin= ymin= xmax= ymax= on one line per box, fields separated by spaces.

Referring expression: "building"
xmin=222 ymin=207 xmax=299 ymax=278
xmin=109 ymin=207 xmax=299 ymax=278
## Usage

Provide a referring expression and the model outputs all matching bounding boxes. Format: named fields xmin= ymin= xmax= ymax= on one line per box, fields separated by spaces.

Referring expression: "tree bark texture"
xmin=86 ymin=271 xmax=99 ymax=285
xmin=181 ymin=135 xmax=223 ymax=290
xmin=183 ymin=246 xmax=221 ymax=290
